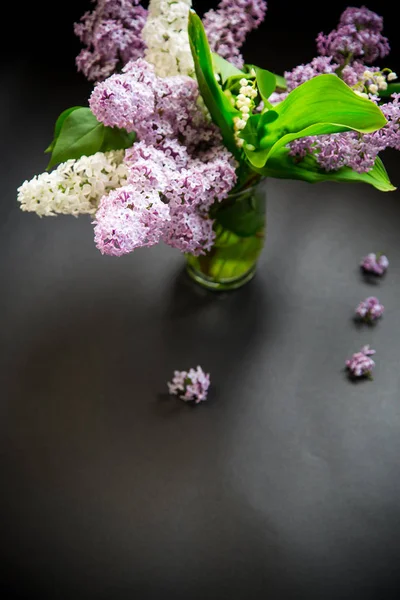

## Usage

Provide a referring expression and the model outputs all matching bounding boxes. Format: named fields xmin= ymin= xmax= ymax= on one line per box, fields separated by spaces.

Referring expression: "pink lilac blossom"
xmin=93 ymin=184 xmax=170 ymax=256
xmin=89 ymin=54 xmax=238 ymax=258
xmin=88 ymin=70 xmax=155 ymax=132
xmin=345 ymin=345 xmax=376 ymax=378
xmin=316 ymin=6 xmax=390 ymax=65
xmin=168 ymin=366 xmax=210 ymax=403
xmin=92 ymin=68 xmax=237 ymax=258
xmin=90 ymin=59 xmax=219 ymax=149
xmin=340 ymin=60 xmax=376 ymax=87
xmin=355 ymin=296 xmax=384 ymax=322
xmin=162 ymin=210 xmax=216 ymax=254
xmin=360 ymin=252 xmax=389 ymax=275
xmin=74 ymin=0 xmax=147 ymax=81
xmin=284 ymin=57 xmax=339 ymax=93
xmin=203 ymin=0 xmax=267 ymax=68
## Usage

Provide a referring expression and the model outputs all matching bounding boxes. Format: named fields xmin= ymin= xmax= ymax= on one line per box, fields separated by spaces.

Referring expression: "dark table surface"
xmin=2 ymin=2 xmax=400 ymax=598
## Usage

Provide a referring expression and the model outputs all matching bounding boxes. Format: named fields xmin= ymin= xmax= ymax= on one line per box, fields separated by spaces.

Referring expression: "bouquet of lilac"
xmin=17 ymin=1 xmax=400 ymax=290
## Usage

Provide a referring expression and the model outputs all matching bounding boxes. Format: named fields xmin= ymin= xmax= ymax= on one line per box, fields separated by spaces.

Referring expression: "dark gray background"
xmin=2 ymin=1 xmax=400 ymax=598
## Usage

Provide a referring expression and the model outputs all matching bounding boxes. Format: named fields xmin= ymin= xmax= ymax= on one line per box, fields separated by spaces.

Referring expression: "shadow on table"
xmin=156 ymin=264 xmax=276 ymax=402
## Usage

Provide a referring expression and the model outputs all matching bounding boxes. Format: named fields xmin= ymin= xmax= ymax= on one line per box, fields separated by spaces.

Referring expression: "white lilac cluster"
xmin=233 ymin=77 xmax=258 ymax=148
xmin=142 ymin=0 xmax=194 ymax=77
xmin=17 ymin=151 xmax=128 ymax=217
xmin=168 ymin=366 xmax=210 ymax=403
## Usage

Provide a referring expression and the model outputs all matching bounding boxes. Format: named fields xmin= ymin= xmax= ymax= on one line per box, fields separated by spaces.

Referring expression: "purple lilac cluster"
xmin=74 ymin=0 xmax=147 ymax=81
xmin=91 ymin=59 xmax=237 ymax=256
xmin=168 ymin=366 xmax=210 ymax=403
xmin=272 ymin=6 xmax=391 ymax=104
xmin=346 ymin=345 xmax=376 ymax=378
xmin=89 ymin=59 xmax=216 ymax=148
xmin=340 ymin=60 xmax=374 ymax=87
xmin=202 ymin=0 xmax=267 ymax=68
xmin=355 ymin=296 xmax=384 ymax=322
xmin=360 ymin=252 xmax=389 ymax=275
xmin=316 ymin=5 xmax=390 ymax=65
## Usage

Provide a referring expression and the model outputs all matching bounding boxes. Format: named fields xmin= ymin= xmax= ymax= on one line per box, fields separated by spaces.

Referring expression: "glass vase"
xmin=185 ymin=179 xmax=267 ymax=291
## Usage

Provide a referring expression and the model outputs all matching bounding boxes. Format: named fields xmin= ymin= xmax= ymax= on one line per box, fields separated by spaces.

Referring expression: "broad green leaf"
xmin=378 ymin=82 xmax=400 ymax=98
xmin=212 ymin=52 xmax=243 ymax=84
xmin=213 ymin=183 xmax=266 ymax=236
xmin=101 ymin=127 xmax=136 ymax=152
xmin=47 ymin=108 xmax=105 ymax=169
xmin=272 ymin=74 xmax=386 ymax=135
xmin=188 ymin=10 xmax=240 ymax=158
xmin=258 ymin=147 xmax=396 ymax=192
xmin=45 ymin=106 xmax=82 ymax=153
xmin=246 ymin=74 xmax=387 ymax=168
xmin=273 ymin=73 xmax=287 ymax=91
xmin=47 ymin=108 xmax=136 ymax=169
xmin=254 ymin=67 xmax=276 ymax=106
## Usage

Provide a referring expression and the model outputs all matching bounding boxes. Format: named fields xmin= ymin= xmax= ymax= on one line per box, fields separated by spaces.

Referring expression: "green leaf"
xmin=273 ymin=73 xmax=287 ymax=91
xmin=245 ymin=74 xmax=387 ymax=168
xmin=378 ymin=82 xmax=400 ymax=98
xmin=254 ymin=67 xmax=276 ymax=107
xmin=46 ymin=107 xmax=136 ymax=169
xmin=240 ymin=111 xmax=279 ymax=153
xmin=47 ymin=108 xmax=105 ymax=169
xmin=101 ymin=127 xmax=136 ymax=152
xmin=239 ymin=114 xmax=261 ymax=148
xmin=44 ymin=106 xmax=82 ymax=153
xmin=258 ymin=147 xmax=396 ymax=192
xmin=273 ymin=74 xmax=386 ymax=135
xmin=188 ymin=10 xmax=241 ymax=158
xmin=213 ymin=184 xmax=266 ymax=236
xmin=212 ymin=52 xmax=243 ymax=84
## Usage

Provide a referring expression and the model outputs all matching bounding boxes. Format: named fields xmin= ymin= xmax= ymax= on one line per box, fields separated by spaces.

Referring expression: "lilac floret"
xmin=360 ymin=252 xmax=389 ymax=275
xmin=355 ymin=296 xmax=384 ymax=322
xmin=346 ymin=345 xmax=376 ymax=379
xmin=168 ymin=366 xmax=211 ymax=403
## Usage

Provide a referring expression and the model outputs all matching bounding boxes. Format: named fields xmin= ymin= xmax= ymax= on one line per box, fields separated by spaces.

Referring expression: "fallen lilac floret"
xmin=360 ymin=253 xmax=389 ymax=275
xmin=345 ymin=345 xmax=376 ymax=379
xmin=168 ymin=366 xmax=210 ymax=403
xmin=355 ymin=296 xmax=384 ymax=323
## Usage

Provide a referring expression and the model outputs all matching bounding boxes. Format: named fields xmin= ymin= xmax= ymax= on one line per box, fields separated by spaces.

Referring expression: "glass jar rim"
xmin=227 ymin=177 xmax=267 ymax=200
